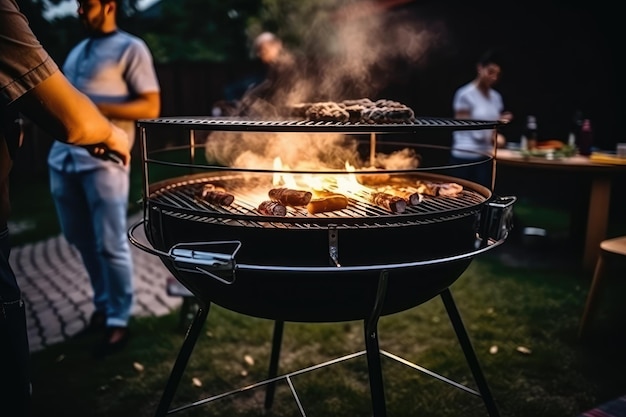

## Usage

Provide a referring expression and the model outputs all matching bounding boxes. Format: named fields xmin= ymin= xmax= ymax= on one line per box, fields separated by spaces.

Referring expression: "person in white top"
xmin=450 ymin=49 xmax=513 ymax=187
xmin=47 ymin=0 xmax=160 ymax=358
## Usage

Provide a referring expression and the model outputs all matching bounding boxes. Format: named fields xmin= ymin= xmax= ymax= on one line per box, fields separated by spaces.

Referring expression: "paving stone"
xmin=76 ymin=303 xmax=94 ymax=316
xmin=11 ymin=215 xmax=183 ymax=353
xmin=40 ymin=319 xmax=63 ymax=341
xmin=64 ymin=318 xmax=86 ymax=337
xmin=65 ymin=288 xmax=92 ymax=304
xmin=56 ymin=303 xmax=81 ymax=321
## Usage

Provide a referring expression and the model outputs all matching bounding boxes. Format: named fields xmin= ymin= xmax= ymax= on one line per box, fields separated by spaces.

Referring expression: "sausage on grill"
xmin=200 ymin=191 xmax=235 ymax=206
xmin=307 ymin=194 xmax=349 ymax=214
xmin=269 ymin=188 xmax=312 ymax=206
xmin=196 ymin=184 xmax=235 ymax=206
xmin=258 ymin=200 xmax=287 ymax=216
xmin=436 ymin=182 xmax=463 ymax=196
xmin=415 ymin=181 xmax=463 ymax=197
xmin=377 ymin=187 xmax=423 ymax=206
xmin=371 ymin=192 xmax=406 ymax=213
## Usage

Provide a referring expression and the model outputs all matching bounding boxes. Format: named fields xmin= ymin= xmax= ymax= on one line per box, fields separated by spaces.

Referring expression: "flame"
xmin=301 ymin=174 xmax=324 ymax=191
xmin=270 ymin=157 xmax=374 ymax=199
xmin=273 ymin=157 xmax=299 ymax=188
xmin=272 ymin=157 xmax=282 ymax=186
xmin=335 ymin=161 xmax=368 ymax=194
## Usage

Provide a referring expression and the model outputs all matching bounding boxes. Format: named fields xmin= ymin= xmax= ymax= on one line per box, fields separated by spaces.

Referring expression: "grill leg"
xmin=155 ymin=304 xmax=210 ymax=417
xmin=264 ymin=320 xmax=285 ymax=410
xmin=440 ymin=289 xmax=500 ymax=417
xmin=364 ymin=270 xmax=389 ymax=417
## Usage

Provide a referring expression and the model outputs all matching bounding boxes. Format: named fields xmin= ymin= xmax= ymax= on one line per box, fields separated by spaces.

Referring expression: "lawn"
xmin=26 ymin=247 xmax=626 ymax=417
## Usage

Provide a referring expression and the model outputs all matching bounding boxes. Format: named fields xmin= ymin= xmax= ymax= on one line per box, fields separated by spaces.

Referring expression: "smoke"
xmin=205 ymin=2 xmax=447 ymax=173
xmin=375 ymin=147 xmax=419 ymax=170
xmin=306 ymin=2 xmax=448 ymax=100
xmin=205 ymin=131 xmax=362 ymax=170
xmin=204 ymin=130 xmax=421 ymax=173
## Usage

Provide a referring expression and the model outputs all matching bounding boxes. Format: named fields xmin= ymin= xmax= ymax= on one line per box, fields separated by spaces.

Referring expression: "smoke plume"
xmin=205 ymin=2 xmax=447 ymax=172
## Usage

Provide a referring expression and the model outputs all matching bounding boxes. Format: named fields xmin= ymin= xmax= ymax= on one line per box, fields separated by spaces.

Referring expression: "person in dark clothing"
xmin=238 ymin=32 xmax=304 ymax=117
xmin=1 ymin=1 xmax=130 ymax=415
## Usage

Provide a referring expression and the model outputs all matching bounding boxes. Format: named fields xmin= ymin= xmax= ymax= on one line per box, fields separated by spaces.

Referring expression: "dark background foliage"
xmin=18 ymin=0 xmax=626 ymax=151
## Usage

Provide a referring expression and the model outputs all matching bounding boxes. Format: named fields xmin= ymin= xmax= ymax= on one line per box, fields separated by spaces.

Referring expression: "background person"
xmin=450 ymin=48 xmax=513 ymax=188
xmin=1 ymin=0 xmax=130 ymax=414
xmin=47 ymin=0 xmax=160 ymax=357
xmin=237 ymin=31 xmax=303 ymax=116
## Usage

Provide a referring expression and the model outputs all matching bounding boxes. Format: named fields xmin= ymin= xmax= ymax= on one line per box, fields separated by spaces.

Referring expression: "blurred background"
xmin=15 ymin=0 xmax=625 ymax=176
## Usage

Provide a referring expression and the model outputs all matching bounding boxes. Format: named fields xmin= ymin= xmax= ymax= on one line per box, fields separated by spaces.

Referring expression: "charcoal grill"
xmin=128 ymin=116 xmax=515 ymax=416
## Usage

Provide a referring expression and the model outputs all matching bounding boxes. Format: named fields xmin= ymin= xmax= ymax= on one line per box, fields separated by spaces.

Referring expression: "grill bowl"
xmin=156 ymin=255 xmax=474 ymax=322
xmin=144 ymin=170 xmax=490 ymax=322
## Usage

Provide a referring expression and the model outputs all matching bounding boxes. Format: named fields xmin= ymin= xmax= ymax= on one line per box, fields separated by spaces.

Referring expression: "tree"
xmin=22 ymin=0 xmax=142 ymax=63
xmin=137 ymin=0 xmax=263 ymax=63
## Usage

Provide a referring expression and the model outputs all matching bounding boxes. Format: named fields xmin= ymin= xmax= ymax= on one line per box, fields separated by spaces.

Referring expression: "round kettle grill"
xmin=129 ymin=116 xmax=515 ymax=417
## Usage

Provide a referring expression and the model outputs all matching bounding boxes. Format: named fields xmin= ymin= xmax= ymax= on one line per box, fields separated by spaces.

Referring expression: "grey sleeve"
xmin=0 ymin=0 xmax=59 ymax=105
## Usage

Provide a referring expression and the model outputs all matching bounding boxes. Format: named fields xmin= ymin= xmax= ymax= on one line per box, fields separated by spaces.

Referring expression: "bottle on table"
xmin=568 ymin=110 xmax=584 ymax=147
xmin=524 ymin=115 xmax=538 ymax=150
xmin=567 ymin=132 xmax=576 ymax=147
xmin=520 ymin=134 xmax=528 ymax=151
xmin=578 ymin=119 xmax=593 ymax=156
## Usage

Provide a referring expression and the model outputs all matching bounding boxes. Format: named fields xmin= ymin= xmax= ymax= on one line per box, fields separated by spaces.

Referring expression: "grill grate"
xmin=138 ymin=116 xmax=499 ymax=133
xmin=148 ymin=176 xmax=487 ymax=229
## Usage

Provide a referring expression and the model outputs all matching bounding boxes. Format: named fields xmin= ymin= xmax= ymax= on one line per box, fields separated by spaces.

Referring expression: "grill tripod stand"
xmin=153 ymin=271 xmax=500 ymax=417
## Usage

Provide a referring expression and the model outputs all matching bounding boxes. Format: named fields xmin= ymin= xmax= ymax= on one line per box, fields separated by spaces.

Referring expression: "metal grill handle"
xmin=128 ymin=218 xmax=241 ymax=284
xmin=169 ymin=242 xmax=241 ymax=285
xmin=478 ymin=195 xmax=517 ymax=245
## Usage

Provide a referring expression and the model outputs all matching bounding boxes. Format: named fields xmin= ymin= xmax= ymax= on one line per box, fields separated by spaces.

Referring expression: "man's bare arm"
xmin=97 ymin=91 xmax=161 ymax=121
xmin=13 ymin=70 xmax=130 ymax=165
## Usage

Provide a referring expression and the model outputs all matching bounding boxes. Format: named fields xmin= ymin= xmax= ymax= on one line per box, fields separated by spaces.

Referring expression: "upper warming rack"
xmin=137 ymin=116 xmax=501 ymax=134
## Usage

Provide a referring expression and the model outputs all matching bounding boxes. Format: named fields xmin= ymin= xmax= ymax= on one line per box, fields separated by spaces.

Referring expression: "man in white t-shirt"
xmin=450 ymin=49 xmax=513 ymax=187
xmin=47 ymin=0 xmax=160 ymax=357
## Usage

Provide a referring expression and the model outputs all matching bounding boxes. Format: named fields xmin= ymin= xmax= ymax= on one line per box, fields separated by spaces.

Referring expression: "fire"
xmin=336 ymin=161 xmax=369 ymax=194
xmin=264 ymin=156 xmax=451 ymax=214
xmin=227 ymin=155 xmax=456 ymax=215
xmin=273 ymin=157 xmax=303 ymax=189
xmin=271 ymin=158 xmax=368 ymax=197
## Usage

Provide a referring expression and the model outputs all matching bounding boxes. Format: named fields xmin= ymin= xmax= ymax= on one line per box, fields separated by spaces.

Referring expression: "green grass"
xmin=27 ymin=256 xmax=626 ymax=417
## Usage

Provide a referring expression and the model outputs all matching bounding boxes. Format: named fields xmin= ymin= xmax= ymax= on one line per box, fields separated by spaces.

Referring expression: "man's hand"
xmin=496 ymin=133 xmax=507 ymax=148
xmin=499 ymin=111 xmax=513 ymax=123
xmin=87 ymin=123 xmax=130 ymax=166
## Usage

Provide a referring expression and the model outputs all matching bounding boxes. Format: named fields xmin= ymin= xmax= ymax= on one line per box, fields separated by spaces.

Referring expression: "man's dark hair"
xmin=478 ymin=48 xmax=505 ymax=67
xmin=100 ymin=0 xmax=125 ymax=19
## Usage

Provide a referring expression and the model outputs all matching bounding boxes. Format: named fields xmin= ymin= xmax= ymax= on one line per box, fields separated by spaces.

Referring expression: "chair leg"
xmin=578 ymin=253 xmax=606 ymax=339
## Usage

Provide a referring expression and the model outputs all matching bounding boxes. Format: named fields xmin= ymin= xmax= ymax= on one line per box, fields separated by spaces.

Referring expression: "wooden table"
xmin=494 ymin=149 xmax=626 ymax=271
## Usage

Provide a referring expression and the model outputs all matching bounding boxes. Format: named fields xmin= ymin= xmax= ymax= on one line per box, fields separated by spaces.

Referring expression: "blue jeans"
xmin=49 ymin=164 xmax=134 ymax=328
xmin=1 ymin=228 xmax=32 ymax=416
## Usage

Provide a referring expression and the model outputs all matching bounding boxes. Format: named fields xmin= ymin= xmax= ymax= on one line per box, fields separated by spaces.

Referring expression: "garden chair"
xmin=578 ymin=235 xmax=626 ymax=339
